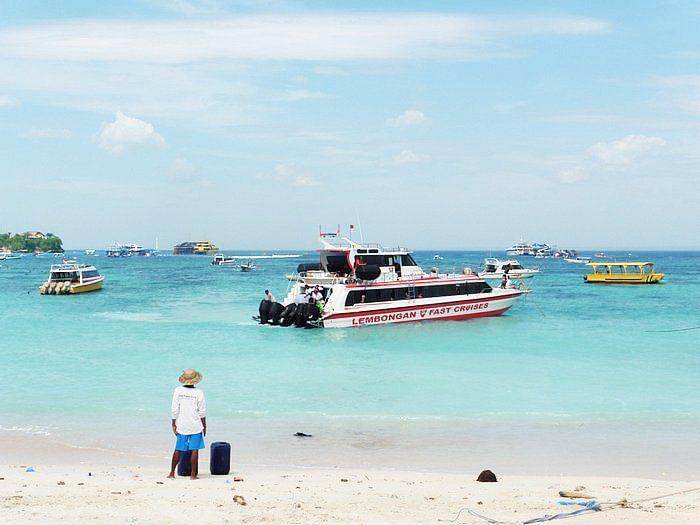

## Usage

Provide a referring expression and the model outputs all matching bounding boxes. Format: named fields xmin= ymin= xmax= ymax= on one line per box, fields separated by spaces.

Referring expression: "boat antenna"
xmin=355 ymin=210 xmax=364 ymax=244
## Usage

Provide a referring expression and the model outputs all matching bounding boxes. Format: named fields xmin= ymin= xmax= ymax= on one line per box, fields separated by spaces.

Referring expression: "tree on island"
xmin=0 ymin=232 xmax=63 ymax=252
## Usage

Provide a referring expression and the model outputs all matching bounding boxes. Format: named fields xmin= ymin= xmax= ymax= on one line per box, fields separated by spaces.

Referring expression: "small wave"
xmin=0 ymin=425 xmax=52 ymax=436
xmin=94 ymin=311 xmax=164 ymax=322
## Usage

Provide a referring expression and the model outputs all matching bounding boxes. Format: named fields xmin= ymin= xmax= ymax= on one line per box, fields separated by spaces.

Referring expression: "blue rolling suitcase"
xmin=210 ymin=442 xmax=231 ymax=475
xmin=177 ymin=450 xmax=192 ymax=477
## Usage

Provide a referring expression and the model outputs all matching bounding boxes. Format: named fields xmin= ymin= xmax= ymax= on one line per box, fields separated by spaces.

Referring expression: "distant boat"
xmin=478 ymin=258 xmax=540 ymax=280
xmin=39 ymin=263 xmax=104 ymax=295
xmin=85 ymin=249 xmax=97 ymax=256
xmin=434 ymin=254 xmax=444 ymax=260
xmin=211 ymin=253 xmax=237 ymax=266
xmin=584 ymin=262 xmax=664 ymax=284
xmin=594 ymin=252 xmax=607 ymax=258
xmin=62 ymin=257 xmax=78 ymax=264
xmin=240 ymin=261 xmax=256 ymax=272
xmin=564 ymin=257 xmax=591 ymax=264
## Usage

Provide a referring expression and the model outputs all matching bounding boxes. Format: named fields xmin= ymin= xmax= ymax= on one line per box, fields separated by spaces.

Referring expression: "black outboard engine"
xmin=355 ymin=264 xmax=381 ymax=281
xmin=280 ymin=303 xmax=297 ymax=326
xmin=294 ymin=303 xmax=308 ymax=327
xmin=258 ymin=300 xmax=271 ymax=324
xmin=268 ymin=302 xmax=284 ymax=325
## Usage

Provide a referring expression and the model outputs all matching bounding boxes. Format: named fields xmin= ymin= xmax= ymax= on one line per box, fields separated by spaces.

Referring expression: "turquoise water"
xmin=1 ymin=251 xmax=698 ymax=475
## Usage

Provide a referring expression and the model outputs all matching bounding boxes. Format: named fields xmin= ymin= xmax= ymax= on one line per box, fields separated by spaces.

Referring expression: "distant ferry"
xmin=506 ymin=241 xmax=536 ymax=256
xmin=39 ymin=264 xmax=104 ymax=295
xmin=261 ymin=230 xmax=527 ymax=328
xmin=174 ymin=240 xmax=219 ymax=255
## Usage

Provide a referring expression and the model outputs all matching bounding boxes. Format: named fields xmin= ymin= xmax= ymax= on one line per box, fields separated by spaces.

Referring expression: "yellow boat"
xmin=193 ymin=240 xmax=219 ymax=255
xmin=40 ymin=263 xmax=105 ymax=294
xmin=584 ymin=262 xmax=664 ymax=284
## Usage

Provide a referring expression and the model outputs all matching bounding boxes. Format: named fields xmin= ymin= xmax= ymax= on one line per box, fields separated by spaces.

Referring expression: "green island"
xmin=0 ymin=231 xmax=63 ymax=253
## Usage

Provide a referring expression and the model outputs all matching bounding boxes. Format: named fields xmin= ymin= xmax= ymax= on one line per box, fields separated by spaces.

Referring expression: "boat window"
xmin=626 ymin=265 xmax=642 ymax=274
xmin=401 ymin=254 xmax=418 ymax=266
xmin=467 ymin=282 xmax=492 ymax=294
xmin=326 ymin=254 xmax=350 ymax=274
xmin=611 ymin=265 xmax=625 ymax=274
xmin=81 ymin=270 xmax=100 ymax=279
xmin=642 ymin=264 xmax=654 ymax=274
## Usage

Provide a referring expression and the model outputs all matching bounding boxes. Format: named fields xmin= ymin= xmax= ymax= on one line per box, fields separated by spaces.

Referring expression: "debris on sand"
xmin=476 ymin=470 xmax=497 ymax=482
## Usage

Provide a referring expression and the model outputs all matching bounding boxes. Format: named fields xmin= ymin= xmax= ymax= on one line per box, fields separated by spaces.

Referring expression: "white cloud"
xmin=97 ymin=112 xmax=165 ymax=153
xmin=259 ymin=162 xmax=318 ymax=187
xmin=280 ymin=89 xmax=328 ymax=102
xmin=392 ymin=149 xmax=429 ymax=164
xmin=0 ymin=95 xmax=19 ymax=107
xmin=557 ymin=166 xmax=587 ymax=183
xmin=21 ymin=127 xmax=72 ymax=139
xmin=166 ymin=157 xmax=196 ymax=181
xmin=588 ymin=135 xmax=666 ymax=166
xmin=0 ymin=14 xmax=610 ymax=64
xmin=656 ymin=75 xmax=700 ymax=115
xmin=386 ymin=109 xmax=426 ymax=128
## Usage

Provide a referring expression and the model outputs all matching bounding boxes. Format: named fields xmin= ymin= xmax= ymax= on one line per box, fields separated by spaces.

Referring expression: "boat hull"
xmin=322 ymin=291 xmax=524 ymax=328
xmin=70 ymin=278 xmax=104 ymax=294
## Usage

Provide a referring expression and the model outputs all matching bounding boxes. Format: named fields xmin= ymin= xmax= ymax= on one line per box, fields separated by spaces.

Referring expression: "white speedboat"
xmin=39 ymin=263 xmax=104 ymax=295
xmin=240 ymin=261 xmax=256 ymax=272
xmin=478 ymin=258 xmax=540 ymax=280
xmin=211 ymin=253 xmax=237 ymax=266
xmin=85 ymin=249 xmax=97 ymax=256
xmin=263 ymin=229 xmax=527 ymax=329
xmin=564 ymin=256 xmax=591 ymax=264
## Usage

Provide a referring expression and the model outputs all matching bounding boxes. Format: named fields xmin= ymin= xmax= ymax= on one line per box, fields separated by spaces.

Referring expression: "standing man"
xmin=168 ymin=369 xmax=207 ymax=480
xmin=264 ymin=289 xmax=276 ymax=303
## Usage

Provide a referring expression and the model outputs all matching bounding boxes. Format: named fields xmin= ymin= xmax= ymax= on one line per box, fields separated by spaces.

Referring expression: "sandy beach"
xmin=2 ymin=437 xmax=698 ymax=524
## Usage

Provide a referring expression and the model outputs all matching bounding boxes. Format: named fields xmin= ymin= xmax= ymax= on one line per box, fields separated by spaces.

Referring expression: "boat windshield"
xmin=641 ymin=263 xmax=654 ymax=274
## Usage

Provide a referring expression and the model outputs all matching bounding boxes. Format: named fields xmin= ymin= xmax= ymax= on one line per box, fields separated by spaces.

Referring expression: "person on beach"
xmin=168 ymin=369 xmax=207 ymax=480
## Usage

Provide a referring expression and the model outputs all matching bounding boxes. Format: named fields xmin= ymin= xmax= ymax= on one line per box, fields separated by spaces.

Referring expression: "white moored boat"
xmin=211 ymin=253 xmax=237 ymax=266
xmin=39 ymin=264 xmax=105 ymax=295
xmin=478 ymin=258 xmax=540 ymax=280
xmin=263 ymin=230 xmax=527 ymax=329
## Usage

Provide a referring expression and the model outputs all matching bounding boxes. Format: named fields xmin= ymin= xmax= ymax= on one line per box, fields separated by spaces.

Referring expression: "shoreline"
xmin=3 ymin=415 xmax=699 ymax=481
xmin=1 ymin=445 xmax=698 ymax=524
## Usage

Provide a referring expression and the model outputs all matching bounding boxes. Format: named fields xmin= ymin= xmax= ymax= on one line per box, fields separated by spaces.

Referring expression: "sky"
xmin=1 ymin=0 xmax=699 ymax=250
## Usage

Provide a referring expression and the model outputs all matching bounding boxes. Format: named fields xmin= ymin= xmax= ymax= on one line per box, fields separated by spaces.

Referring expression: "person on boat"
xmin=168 ymin=369 xmax=207 ymax=480
xmin=294 ymin=286 xmax=308 ymax=304
xmin=311 ymin=285 xmax=324 ymax=303
xmin=500 ymin=274 xmax=508 ymax=289
xmin=264 ymin=289 xmax=276 ymax=303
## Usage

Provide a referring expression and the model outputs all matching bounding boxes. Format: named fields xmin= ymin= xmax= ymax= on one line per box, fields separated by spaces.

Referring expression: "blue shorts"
xmin=175 ymin=432 xmax=205 ymax=451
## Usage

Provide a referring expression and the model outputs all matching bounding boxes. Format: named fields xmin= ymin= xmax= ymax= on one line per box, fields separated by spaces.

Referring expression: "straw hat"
xmin=179 ymin=369 xmax=202 ymax=385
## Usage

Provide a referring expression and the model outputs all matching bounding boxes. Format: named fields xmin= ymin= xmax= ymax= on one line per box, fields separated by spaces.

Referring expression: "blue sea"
xmin=1 ymin=251 xmax=698 ymax=477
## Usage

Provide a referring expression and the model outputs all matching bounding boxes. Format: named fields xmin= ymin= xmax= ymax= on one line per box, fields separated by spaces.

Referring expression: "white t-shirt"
xmin=171 ymin=386 xmax=206 ymax=435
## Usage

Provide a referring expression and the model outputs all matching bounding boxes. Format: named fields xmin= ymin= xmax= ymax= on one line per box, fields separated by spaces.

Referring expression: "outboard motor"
xmin=355 ymin=264 xmax=381 ymax=281
xmin=258 ymin=300 xmax=271 ymax=324
xmin=280 ymin=303 xmax=297 ymax=326
xmin=268 ymin=302 xmax=284 ymax=325
xmin=294 ymin=303 xmax=308 ymax=327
